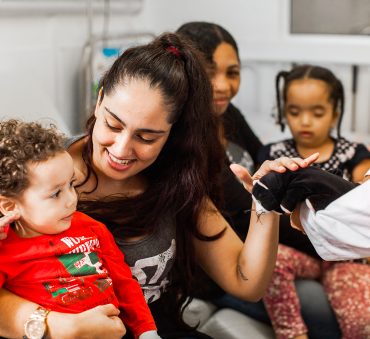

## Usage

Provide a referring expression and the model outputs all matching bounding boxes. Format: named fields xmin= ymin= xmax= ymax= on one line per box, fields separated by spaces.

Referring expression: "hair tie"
xmin=166 ymin=45 xmax=181 ymax=58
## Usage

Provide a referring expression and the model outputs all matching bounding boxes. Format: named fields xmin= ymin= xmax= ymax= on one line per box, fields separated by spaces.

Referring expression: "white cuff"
xmin=252 ymin=195 xmax=269 ymax=215
xmin=139 ymin=330 xmax=162 ymax=339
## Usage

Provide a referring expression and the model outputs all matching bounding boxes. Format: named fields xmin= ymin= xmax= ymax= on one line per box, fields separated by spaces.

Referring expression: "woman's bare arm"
xmin=193 ymin=154 xmax=319 ymax=301
xmin=194 ymin=200 xmax=279 ymax=301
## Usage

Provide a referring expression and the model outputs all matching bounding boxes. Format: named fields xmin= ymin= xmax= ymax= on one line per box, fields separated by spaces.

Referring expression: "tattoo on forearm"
xmin=237 ymin=264 xmax=248 ymax=281
xmin=244 ymin=208 xmax=266 ymax=224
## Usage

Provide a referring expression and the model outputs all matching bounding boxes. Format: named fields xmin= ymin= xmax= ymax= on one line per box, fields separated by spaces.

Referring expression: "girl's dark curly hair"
xmin=0 ymin=119 xmax=65 ymax=197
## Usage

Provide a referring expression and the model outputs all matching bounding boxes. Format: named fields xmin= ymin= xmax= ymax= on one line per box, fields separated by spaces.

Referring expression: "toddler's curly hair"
xmin=0 ymin=119 xmax=65 ymax=197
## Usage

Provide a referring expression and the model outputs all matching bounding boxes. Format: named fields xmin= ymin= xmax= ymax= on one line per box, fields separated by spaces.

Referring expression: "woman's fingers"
xmin=98 ymin=303 xmax=121 ymax=317
xmin=252 ymin=153 xmax=319 ymax=181
xmin=302 ymin=152 xmax=320 ymax=166
xmin=49 ymin=304 xmax=127 ymax=339
xmin=284 ymin=152 xmax=319 ymax=169
xmin=252 ymin=159 xmax=287 ymax=181
xmin=230 ymin=163 xmax=253 ymax=193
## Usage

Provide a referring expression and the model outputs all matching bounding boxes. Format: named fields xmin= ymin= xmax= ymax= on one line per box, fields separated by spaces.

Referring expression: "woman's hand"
xmin=362 ymin=170 xmax=370 ymax=183
xmin=229 ymin=164 xmax=253 ymax=192
xmin=47 ymin=304 xmax=126 ymax=339
xmin=0 ymin=211 xmax=20 ymax=240
xmin=252 ymin=153 xmax=319 ymax=181
xmin=230 ymin=153 xmax=319 ymax=194
xmin=290 ymin=204 xmax=305 ymax=233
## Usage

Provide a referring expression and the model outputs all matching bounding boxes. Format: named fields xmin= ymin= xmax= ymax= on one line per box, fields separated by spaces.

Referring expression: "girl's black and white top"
xmin=258 ymin=137 xmax=370 ymax=181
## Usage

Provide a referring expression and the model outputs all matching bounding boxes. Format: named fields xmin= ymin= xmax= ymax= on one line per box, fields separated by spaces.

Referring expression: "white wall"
xmin=1 ymin=0 xmax=370 ymax=143
xmin=0 ymin=0 xmax=150 ymax=134
xmin=139 ymin=0 xmax=370 ymax=143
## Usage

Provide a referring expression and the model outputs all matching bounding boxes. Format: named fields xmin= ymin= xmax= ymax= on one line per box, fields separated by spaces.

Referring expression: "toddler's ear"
xmin=0 ymin=195 xmax=18 ymax=216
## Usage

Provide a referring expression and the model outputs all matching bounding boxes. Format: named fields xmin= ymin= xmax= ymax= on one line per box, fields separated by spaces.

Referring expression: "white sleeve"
xmin=300 ymin=178 xmax=370 ymax=261
xmin=139 ymin=331 xmax=162 ymax=339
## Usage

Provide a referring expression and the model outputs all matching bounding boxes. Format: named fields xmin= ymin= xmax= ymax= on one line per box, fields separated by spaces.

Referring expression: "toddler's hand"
xmin=0 ymin=211 xmax=20 ymax=240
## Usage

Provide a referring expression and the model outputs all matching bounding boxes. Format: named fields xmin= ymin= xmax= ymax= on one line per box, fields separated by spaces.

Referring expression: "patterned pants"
xmin=263 ymin=244 xmax=370 ymax=339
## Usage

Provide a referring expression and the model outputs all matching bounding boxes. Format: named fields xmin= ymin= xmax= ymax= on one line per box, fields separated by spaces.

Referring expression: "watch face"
xmin=25 ymin=319 xmax=46 ymax=339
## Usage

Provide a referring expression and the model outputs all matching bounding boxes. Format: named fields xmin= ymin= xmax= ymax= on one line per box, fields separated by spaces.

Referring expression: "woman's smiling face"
xmin=209 ymin=42 xmax=240 ymax=115
xmin=92 ymin=79 xmax=173 ymax=182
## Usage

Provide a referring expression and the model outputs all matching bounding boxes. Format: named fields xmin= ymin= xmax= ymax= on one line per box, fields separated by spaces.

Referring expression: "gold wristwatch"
xmin=24 ymin=307 xmax=50 ymax=339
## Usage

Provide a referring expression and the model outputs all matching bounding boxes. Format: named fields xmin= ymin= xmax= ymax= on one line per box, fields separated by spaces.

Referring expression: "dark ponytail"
xmin=275 ymin=71 xmax=289 ymax=132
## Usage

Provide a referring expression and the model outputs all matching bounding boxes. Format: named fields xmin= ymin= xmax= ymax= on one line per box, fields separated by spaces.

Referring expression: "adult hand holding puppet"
xmin=252 ymin=166 xmax=370 ymax=260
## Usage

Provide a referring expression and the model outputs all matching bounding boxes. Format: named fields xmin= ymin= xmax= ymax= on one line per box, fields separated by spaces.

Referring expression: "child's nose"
xmin=66 ymin=188 xmax=77 ymax=209
xmin=301 ymin=112 xmax=312 ymax=125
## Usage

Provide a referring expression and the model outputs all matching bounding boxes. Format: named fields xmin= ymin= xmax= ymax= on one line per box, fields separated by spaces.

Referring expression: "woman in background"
xmin=177 ymin=22 xmax=342 ymax=339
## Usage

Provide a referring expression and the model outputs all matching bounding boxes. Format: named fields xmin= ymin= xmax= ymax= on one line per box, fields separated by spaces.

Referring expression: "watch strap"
xmin=24 ymin=307 xmax=50 ymax=339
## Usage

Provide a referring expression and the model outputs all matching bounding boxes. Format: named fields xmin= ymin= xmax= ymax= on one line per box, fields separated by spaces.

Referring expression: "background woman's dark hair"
xmin=77 ymin=32 xmax=225 ymax=327
xmin=176 ymin=21 xmax=239 ymax=64
xmin=276 ymin=64 xmax=345 ymax=138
